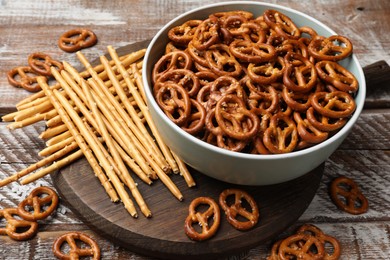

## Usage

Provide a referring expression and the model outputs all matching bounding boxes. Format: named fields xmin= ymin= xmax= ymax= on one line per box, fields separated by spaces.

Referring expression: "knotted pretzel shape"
xmin=219 ymin=188 xmax=259 ymax=231
xmin=58 ymin=28 xmax=97 ymax=53
xmin=184 ymin=197 xmax=220 ymax=241
xmin=7 ymin=66 xmax=43 ymax=92
xmin=263 ymin=9 xmax=301 ymax=40
xmin=296 ymin=224 xmax=341 ymax=260
xmin=0 ymin=208 xmax=38 ymax=241
xmin=155 ymin=82 xmax=192 ymax=126
xmin=28 ymin=52 xmax=64 ymax=77
xmin=308 ymin=35 xmax=353 ymax=61
xmin=263 ymin=113 xmax=298 ymax=154
xmin=215 ymin=94 xmax=260 ymax=141
xmin=152 ymin=50 xmax=193 ymax=83
xmin=52 ymin=231 xmax=101 ymax=260
xmin=278 ymin=233 xmax=325 ymax=260
xmin=316 ymin=60 xmax=359 ymax=93
xmin=17 ymin=186 xmax=59 ymax=221
xmin=311 ymin=91 xmax=356 ymax=119
xmin=168 ymin=19 xmax=202 ymax=44
xmin=330 ymin=176 xmax=369 ymax=215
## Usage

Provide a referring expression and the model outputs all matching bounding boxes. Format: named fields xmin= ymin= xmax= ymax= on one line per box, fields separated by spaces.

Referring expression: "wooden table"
xmin=1 ymin=0 xmax=389 ymax=259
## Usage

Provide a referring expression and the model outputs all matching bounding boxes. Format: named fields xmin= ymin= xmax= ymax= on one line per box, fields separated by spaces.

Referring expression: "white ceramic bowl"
xmin=142 ymin=1 xmax=366 ymax=185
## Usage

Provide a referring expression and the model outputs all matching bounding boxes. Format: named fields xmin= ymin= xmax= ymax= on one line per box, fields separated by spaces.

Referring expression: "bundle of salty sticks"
xmin=1 ymin=46 xmax=196 ymax=218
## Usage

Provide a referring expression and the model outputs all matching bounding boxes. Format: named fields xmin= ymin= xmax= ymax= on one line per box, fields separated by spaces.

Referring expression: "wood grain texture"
xmin=1 ymin=0 xmax=390 ymax=259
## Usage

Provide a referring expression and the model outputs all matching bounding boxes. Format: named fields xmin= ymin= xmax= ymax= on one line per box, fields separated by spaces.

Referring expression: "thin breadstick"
xmin=45 ymin=130 xmax=72 ymax=146
xmin=121 ymin=52 xmax=179 ymax=173
xmin=52 ymin=67 xmax=152 ymax=184
xmin=130 ymin=63 xmax=147 ymax=103
xmin=82 ymin=79 xmax=152 ymax=217
xmin=39 ymin=123 xmax=68 ymax=139
xmin=77 ymin=52 xmax=168 ymax=172
xmin=171 ymin=151 xmax=196 ymax=187
xmin=20 ymin=149 xmax=84 ymax=185
xmin=13 ymin=99 xmax=53 ymax=122
xmin=87 ymin=78 xmax=157 ymax=179
xmin=15 ymin=83 xmax=61 ymax=107
xmin=1 ymin=110 xmax=19 ymax=122
xmin=100 ymin=54 xmax=169 ymax=172
xmin=39 ymin=136 xmax=74 ymax=157
xmin=88 ymin=78 xmax=183 ymax=200
xmin=36 ymin=77 xmax=119 ymax=203
xmin=53 ymin=88 xmax=138 ymax=217
xmin=7 ymin=112 xmax=48 ymax=129
xmin=0 ymin=141 xmax=79 ymax=187
xmin=17 ymin=96 xmax=49 ymax=111
xmin=78 ymin=52 xmax=132 ymax=79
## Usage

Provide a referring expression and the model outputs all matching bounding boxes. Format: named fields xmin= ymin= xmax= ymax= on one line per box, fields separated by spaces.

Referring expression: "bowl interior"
xmin=143 ymin=1 xmax=365 ymax=159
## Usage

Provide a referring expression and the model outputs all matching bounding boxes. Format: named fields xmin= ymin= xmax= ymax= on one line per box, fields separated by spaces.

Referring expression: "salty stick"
xmin=7 ymin=112 xmax=50 ymax=129
xmin=84 ymin=49 xmax=146 ymax=81
xmin=20 ymin=149 xmax=84 ymax=185
xmin=1 ymin=110 xmax=19 ymax=122
xmin=39 ymin=136 xmax=74 ymax=157
xmin=83 ymin=80 xmax=151 ymax=217
xmin=78 ymin=52 xmax=132 ymax=79
xmin=77 ymin=52 xmax=167 ymax=172
xmin=54 ymin=68 xmax=151 ymax=184
xmin=90 ymin=79 xmax=183 ymax=200
xmin=36 ymin=77 xmax=119 ymax=203
xmin=39 ymin=124 xmax=68 ymax=139
xmin=46 ymin=130 xmax=73 ymax=146
xmin=53 ymin=88 xmax=138 ymax=217
xmin=87 ymin=78 xmax=156 ymax=179
xmin=171 ymin=151 xmax=196 ymax=187
xmin=101 ymin=54 xmax=169 ymax=172
xmin=0 ymin=141 xmax=79 ymax=187
xmin=15 ymin=83 xmax=61 ymax=107
xmin=128 ymin=58 xmax=179 ymax=173
xmin=16 ymin=96 xmax=50 ymax=111
xmin=13 ymin=99 xmax=53 ymax=122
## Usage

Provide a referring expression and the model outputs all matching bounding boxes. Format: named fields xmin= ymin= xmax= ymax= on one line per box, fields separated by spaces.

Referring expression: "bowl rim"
xmin=142 ymin=1 xmax=366 ymax=161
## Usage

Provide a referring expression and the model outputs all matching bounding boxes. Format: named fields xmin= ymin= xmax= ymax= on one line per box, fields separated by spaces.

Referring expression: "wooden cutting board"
xmin=52 ymin=40 xmax=325 ymax=259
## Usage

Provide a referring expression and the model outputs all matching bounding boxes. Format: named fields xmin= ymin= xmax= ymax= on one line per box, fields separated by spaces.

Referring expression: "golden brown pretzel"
xmin=191 ymin=16 xmax=220 ymax=51
xmin=315 ymin=60 xmax=359 ymax=93
xmin=330 ymin=176 xmax=369 ymax=215
xmin=205 ymin=43 xmax=242 ymax=77
xmin=308 ymin=35 xmax=353 ymax=61
xmin=278 ymin=233 xmax=325 ymax=260
xmin=168 ymin=19 xmax=202 ymax=44
xmin=296 ymin=224 xmax=341 ymax=260
xmin=283 ymin=52 xmax=318 ymax=93
xmin=229 ymin=39 xmax=276 ymax=63
xmin=7 ymin=66 xmax=43 ymax=92
xmin=155 ymin=82 xmax=192 ymax=126
xmin=215 ymin=94 xmax=260 ymax=141
xmin=58 ymin=28 xmax=97 ymax=53
xmin=17 ymin=186 xmax=59 ymax=221
xmin=263 ymin=9 xmax=301 ymax=39
xmin=263 ymin=113 xmax=298 ymax=154
xmin=152 ymin=50 xmax=193 ymax=83
xmin=310 ymin=91 xmax=356 ymax=119
xmin=52 ymin=231 xmax=101 ymax=260
xmin=184 ymin=197 xmax=220 ymax=241
xmin=219 ymin=188 xmax=259 ymax=230
xmin=0 ymin=208 xmax=38 ymax=241
xmin=28 ymin=52 xmax=64 ymax=77
xmin=293 ymin=112 xmax=328 ymax=144
xmin=247 ymin=56 xmax=285 ymax=84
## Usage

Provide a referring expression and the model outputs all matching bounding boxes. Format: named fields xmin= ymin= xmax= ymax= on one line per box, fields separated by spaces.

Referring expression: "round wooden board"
xmin=51 ymin=41 xmax=325 ymax=259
